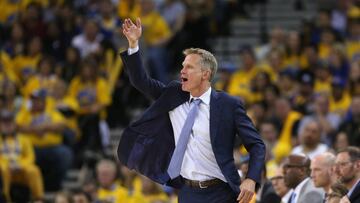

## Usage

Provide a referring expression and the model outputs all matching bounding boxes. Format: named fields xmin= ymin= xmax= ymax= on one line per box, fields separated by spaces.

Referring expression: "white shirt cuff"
xmin=128 ymin=46 xmax=139 ymax=55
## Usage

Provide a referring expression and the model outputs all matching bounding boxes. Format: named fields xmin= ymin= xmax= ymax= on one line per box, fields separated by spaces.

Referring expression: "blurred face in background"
xmin=271 ymin=167 xmax=289 ymax=197
xmin=96 ymin=161 xmax=117 ymax=189
xmin=300 ymin=121 xmax=321 ymax=148
xmin=334 ymin=152 xmax=358 ymax=185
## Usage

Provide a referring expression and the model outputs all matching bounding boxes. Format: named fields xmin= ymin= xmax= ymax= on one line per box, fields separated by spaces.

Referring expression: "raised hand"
xmin=122 ymin=18 xmax=142 ymax=48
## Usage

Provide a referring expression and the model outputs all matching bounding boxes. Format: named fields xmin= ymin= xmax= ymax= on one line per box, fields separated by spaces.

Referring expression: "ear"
xmin=202 ymin=69 xmax=211 ymax=81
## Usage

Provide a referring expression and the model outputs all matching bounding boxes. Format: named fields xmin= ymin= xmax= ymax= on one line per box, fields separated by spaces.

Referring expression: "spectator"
xmin=16 ymin=89 xmax=72 ymax=191
xmin=270 ymin=166 xmax=292 ymax=203
xmin=325 ymin=183 xmax=348 ymax=203
xmin=293 ymin=70 xmax=316 ymax=115
xmin=272 ymin=97 xmax=302 ymax=163
xmin=283 ymin=154 xmax=324 ymax=203
xmin=95 ymin=159 xmax=130 ymax=202
xmin=22 ymin=55 xmax=59 ymax=98
xmin=72 ymin=19 xmax=103 ymax=58
xmin=140 ymin=0 xmax=172 ymax=83
xmin=54 ymin=192 xmax=71 ymax=203
xmin=311 ymin=152 xmax=336 ymax=195
xmin=292 ymin=120 xmax=329 ymax=159
xmin=256 ymin=166 xmax=281 ymax=203
xmin=298 ymin=94 xmax=341 ymax=145
xmin=72 ymin=189 xmax=91 ymax=203
xmin=140 ymin=176 xmax=169 ymax=203
xmin=329 ymin=77 xmax=351 ymax=117
xmin=0 ymin=110 xmax=44 ymax=202
xmin=68 ymin=58 xmax=111 ymax=163
xmin=334 ymin=147 xmax=360 ymax=193
xmin=13 ymin=36 xmax=43 ymax=86
xmin=338 ymin=96 xmax=360 ymax=146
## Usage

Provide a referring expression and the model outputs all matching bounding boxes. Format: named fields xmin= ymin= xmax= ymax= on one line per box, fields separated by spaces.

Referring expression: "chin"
xmin=181 ymin=85 xmax=189 ymax=92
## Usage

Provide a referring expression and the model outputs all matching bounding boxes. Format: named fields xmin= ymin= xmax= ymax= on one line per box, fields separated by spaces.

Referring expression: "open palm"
xmin=122 ymin=18 xmax=142 ymax=47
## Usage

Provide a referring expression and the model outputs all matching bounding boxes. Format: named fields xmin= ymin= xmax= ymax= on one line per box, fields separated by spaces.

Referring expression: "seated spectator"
xmin=270 ymin=166 xmax=292 ymax=203
xmin=72 ymin=189 xmax=91 ymax=203
xmin=325 ymin=183 xmax=348 ymax=203
xmin=68 ymin=59 xmax=111 ymax=163
xmin=72 ymin=19 xmax=103 ymax=58
xmin=0 ymin=110 xmax=44 ymax=201
xmin=16 ymin=89 xmax=73 ymax=191
xmin=22 ymin=55 xmax=59 ymax=98
xmin=311 ymin=152 xmax=336 ymax=196
xmin=96 ymin=159 xmax=143 ymax=203
xmin=283 ymin=154 xmax=324 ymax=203
xmin=292 ymin=120 xmax=329 ymax=159
xmin=54 ymin=191 xmax=71 ymax=203
xmin=334 ymin=146 xmax=360 ymax=202
xmin=338 ymin=96 xmax=360 ymax=146
xmin=298 ymin=94 xmax=341 ymax=145
xmin=140 ymin=176 xmax=169 ymax=203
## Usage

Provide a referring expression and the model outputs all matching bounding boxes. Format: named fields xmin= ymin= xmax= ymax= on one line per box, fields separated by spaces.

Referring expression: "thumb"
xmin=136 ymin=17 xmax=141 ymax=28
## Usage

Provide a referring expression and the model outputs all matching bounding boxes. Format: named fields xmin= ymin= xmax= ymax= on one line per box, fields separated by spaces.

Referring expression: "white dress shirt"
xmin=282 ymin=189 xmax=294 ymax=203
xmin=169 ymin=87 xmax=226 ymax=182
xmin=128 ymin=47 xmax=225 ymax=182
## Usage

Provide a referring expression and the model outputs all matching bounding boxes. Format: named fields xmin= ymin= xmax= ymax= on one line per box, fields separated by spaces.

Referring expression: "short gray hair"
xmin=183 ymin=48 xmax=218 ymax=81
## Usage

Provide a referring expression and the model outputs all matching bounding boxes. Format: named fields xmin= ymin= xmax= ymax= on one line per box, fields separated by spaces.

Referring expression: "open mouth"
xmin=181 ymin=77 xmax=188 ymax=82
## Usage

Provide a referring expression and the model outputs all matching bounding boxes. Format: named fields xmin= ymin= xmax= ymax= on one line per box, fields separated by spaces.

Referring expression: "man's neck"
xmin=190 ymin=84 xmax=211 ymax=97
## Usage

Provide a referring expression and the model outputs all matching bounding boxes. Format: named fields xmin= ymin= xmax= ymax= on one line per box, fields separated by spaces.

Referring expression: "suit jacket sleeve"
xmin=120 ymin=50 xmax=166 ymax=100
xmin=234 ymin=99 xmax=266 ymax=185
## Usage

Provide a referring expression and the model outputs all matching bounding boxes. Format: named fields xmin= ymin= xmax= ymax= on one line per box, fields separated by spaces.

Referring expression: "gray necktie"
xmin=167 ymin=99 xmax=202 ymax=179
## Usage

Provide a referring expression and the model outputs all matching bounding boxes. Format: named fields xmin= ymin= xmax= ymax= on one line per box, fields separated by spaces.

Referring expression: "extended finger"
xmin=136 ymin=17 xmax=141 ymax=28
xmin=237 ymin=190 xmax=245 ymax=201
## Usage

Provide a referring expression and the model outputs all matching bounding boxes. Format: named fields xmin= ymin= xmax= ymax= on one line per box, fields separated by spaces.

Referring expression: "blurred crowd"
xmin=0 ymin=0 xmax=359 ymax=202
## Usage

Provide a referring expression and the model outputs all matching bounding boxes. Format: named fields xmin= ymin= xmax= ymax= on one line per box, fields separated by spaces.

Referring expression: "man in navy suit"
xmin=117 ymin=18 xmax=266 ymax=203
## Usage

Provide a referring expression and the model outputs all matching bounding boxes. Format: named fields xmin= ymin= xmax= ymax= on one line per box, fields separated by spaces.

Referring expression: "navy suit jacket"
xmin=117 ymin=51 xmax=266 ymax=193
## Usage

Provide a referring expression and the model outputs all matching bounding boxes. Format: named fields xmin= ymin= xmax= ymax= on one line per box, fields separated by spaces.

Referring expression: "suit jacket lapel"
xmin=210 ymin=89 xmax=220 ymax=143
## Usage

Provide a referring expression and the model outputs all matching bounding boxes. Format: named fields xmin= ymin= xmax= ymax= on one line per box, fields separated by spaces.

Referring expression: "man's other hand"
xmin=237 ymin=178 xmax=255 ymax=203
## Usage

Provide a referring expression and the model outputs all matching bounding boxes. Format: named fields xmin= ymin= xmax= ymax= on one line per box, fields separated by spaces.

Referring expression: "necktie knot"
xmin=190 ymin=98 xmax=202 ymax=106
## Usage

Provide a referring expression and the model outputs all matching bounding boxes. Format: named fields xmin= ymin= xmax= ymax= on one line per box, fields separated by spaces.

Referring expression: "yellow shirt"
xmin=227 ymin=67 xmax=264 ymax=104
xmin=13 ymin=54 xmax=41 ymax=83
xmin=117 ymin=0 xmax=141 ymax=21
xmin=97 ymin=183 xmax=129 ymax=203
xmin=141 ymin=12 xmax=171 ymax=46
xmin=15 ymin=109 xmax=66 ymax=147
xmin=141 ymin=193 xmax=169 ymax=203
xmin=346 ymin=40 xmax=360 ymax=62
xmin=329 ymin=93 xmax=352 ymax=117
xmin=314 ymin=79 xmax=332 ymax=95
xmin=68 ymin=77 xmax=111 ymax=108
xmin=0 ymin=135 xmax=35 ymax=168
xmin=22 ymin=75 xmax=59 ymax=98
xmin=318 ymin=43 xmax=332 ymax=61
xmin=273 ymin=111 xmax=302 ymax=163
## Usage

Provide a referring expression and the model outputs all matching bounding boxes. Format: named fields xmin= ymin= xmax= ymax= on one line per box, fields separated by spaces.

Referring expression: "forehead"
xmin=336 ymin=152 xmax=350 ymax=161
xmin=183 ymin=54 xmax=201 ymax=65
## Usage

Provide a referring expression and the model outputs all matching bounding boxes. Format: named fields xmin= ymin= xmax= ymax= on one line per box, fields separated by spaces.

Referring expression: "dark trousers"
xmin=178 ymin=181 xmax=238 ymax=203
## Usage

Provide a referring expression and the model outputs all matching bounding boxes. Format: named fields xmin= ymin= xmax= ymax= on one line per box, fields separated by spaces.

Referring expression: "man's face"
xmin=180 ymin=54 xmax=209 ymax=93
xmin=283 ymin=156 xmax=308 ymax=189
xmin=310 ymin=157 xmax=331 ymax=188
xmin=271 ymin=171 xmax=289 ymax=197
xmin=334 ymin=152 xmax=358 ymax=184
xmin=301 ymin=122 xmax=320 ymax=147
xmin=0 ymin=120 xmax=15 ymax=135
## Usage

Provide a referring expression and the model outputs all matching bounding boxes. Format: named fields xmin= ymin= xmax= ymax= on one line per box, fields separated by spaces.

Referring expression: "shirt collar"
xmin=190 ymin=87 xmax=211 ymax=105
xmin=293 ymin=177 xmax=310 ymax=196
xmin=282 ymin=189 xmax=294 ymax=203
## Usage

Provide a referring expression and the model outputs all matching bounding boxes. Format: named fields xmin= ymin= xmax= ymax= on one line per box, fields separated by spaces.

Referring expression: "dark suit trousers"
xmin=178 ymin=182 xmax=238 ymax=203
